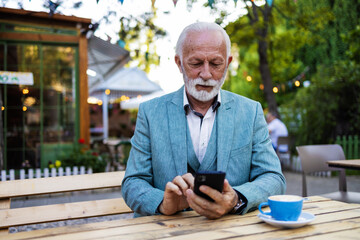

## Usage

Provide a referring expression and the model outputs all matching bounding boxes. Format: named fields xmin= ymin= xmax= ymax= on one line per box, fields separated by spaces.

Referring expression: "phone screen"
xmin=194 ymin=171 xmax=226 ymax=202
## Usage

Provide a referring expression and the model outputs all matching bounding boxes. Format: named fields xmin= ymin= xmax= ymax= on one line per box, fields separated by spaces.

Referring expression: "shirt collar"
xmin=183 ymin=88 xmax=221 ymax=115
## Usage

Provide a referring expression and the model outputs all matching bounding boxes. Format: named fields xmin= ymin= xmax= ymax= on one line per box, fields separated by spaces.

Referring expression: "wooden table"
xmin=327 ymin=159 xmax=360 ymax=170
xmin=3 ymin=196 xmax=360 ymax=240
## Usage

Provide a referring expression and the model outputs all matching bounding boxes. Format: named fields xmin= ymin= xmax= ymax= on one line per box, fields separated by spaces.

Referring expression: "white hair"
xmin=175 ymin=22 xmax=231 ymax=60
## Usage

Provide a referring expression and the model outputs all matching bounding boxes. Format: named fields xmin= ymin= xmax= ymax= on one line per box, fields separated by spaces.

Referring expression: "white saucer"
xmin=257 ymin=212 xmax=315 ymax=229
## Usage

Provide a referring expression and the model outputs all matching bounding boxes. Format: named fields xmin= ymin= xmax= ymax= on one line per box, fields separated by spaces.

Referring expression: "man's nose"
xmin=199 ymin=63 xmax=212 ymax=80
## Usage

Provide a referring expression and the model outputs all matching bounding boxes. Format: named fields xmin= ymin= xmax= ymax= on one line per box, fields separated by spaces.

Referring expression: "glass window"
xmin=1 ymin=43 xmax=78 ymax=170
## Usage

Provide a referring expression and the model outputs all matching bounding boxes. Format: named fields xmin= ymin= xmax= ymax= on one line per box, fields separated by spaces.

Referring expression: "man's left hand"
xmin=185 ymin=179 xmax=238 ymax=219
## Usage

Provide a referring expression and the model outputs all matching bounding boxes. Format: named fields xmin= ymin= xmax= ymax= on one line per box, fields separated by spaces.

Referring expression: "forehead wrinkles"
xmin=182 ymin=31 xmax=226 ymax=58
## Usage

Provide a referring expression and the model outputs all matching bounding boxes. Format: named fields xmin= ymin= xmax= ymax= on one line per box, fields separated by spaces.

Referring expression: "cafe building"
xmin=0 ymin=7 xmax=92 ymax=170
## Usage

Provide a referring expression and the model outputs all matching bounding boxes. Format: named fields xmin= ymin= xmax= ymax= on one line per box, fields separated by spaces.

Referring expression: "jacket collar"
xmin=168 ymin=86 xmax=235 ymax=175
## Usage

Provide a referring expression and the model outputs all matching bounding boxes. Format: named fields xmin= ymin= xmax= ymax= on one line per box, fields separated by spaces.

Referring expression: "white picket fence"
xmin=1 ymin=166 xmax=93 ymax=181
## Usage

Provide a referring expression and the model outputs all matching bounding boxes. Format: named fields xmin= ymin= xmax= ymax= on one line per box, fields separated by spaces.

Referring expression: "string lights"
xmin=246 ymin=66 xmax=310 ymax=93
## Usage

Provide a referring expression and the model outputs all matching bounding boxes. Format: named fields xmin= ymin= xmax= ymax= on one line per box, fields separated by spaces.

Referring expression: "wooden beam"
xmin=0 ymin=32 xmax=79 ymax=43
xmin=0 ymin=199 xmax=10 ymax=235
xmin=0 ymin=171 xmax=125 ymax=198
xmin=79 ymin=33 xmax=90 ymax=145
xmin=0 ymin=8 xmax=91 ymax=25
xmin=0 ymin=198 xmax=132 ymax=228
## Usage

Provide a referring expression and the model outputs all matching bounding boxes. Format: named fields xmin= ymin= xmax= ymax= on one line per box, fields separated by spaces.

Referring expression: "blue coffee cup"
xmin=258 ymin=195 xmax=303 ymax=221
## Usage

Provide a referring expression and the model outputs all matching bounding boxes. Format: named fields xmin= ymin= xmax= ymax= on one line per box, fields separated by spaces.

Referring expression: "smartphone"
xmin=194 ymin=171 xmax=226 ymax=202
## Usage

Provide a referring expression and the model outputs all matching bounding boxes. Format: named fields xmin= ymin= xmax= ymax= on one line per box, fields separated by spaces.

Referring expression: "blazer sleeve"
xmin=234 ymin=102 xmax=286 ymax=214
xmin=121 ymin=104 xmax=164 ymax=216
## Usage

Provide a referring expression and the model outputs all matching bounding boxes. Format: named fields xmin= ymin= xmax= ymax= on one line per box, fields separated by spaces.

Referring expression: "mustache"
xmin=188 ymin=78 xmax=218 ymax=87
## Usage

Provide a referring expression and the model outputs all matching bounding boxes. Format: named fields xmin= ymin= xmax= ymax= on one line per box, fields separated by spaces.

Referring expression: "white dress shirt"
xmin=183 ymin=89 xmax=221 ymax=163
xmin=268 ymin=118 xmax=288 ymax=152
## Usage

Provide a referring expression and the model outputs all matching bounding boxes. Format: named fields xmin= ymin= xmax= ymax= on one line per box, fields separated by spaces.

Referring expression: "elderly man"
xmin=122 ymin=22 xmax=286 ymax=219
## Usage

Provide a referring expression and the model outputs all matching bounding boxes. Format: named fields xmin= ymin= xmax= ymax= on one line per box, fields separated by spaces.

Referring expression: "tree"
xmin=279 ymin=0 xmax=360 ymax=145
xmin=243 ymin=1 xmax=279 ymax=114
xmin=225 ymin=0 xmax=306 ymax=109
xmin=206 ymin=0 xmax=279 ymax=115
xmin=118 ymin=10 xmax=166 ymax=73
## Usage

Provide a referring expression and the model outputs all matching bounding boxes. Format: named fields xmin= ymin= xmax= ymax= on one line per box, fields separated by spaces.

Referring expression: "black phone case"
xmin=194 ymin=171 xmax=226 ymax=202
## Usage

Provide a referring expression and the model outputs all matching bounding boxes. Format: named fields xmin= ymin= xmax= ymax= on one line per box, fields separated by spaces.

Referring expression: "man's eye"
xmin=191 ymin=63 xmax=202 ymax=67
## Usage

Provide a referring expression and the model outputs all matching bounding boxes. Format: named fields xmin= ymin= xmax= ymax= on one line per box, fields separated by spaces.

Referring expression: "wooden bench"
xmin=0 ymin=171 xmax=132 ymax=235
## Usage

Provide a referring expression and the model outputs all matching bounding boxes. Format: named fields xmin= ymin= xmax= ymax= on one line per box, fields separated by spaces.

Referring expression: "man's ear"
xmin=175 ymin=55 xmax=183 ymax=73
xmin=227 ymin=56 xmax=233 ymax=67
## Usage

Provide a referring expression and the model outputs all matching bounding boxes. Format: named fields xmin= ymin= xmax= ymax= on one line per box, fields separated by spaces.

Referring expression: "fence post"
xmin=73 ymin=166 xmax=78 ymax=175
xmin=28 ymin=169 xmax=34 ymax=179
xmin=354 ymin=135 xmax=359 ymax=159
xmin=36 ymin=169 xmax=41 ymax=178
xmin=44 ymin=168 xmax=49 ymax=178
xmin=335 ymin=136 xmax=342 ymax=145
xmin=51 ymin=168 xmax=57 ymax=177
xmin=20 ymin=169 xmax=25 ymax=179
xmin=342 ymin=136 xmax=348 ymax=158
xmin=65 ymin=167 xmax=71 ymax=176
xmin=58 ymin=167 xmax=64 ymax=176
xmin=348 ymin=136 xmax=353 ymax=159
xmin=1 ymin=170 xmax=6 ymax=181
xmin=9 ymin=169 xmax=15 ymax=180
xmin=80 ymin=166 xmax=85 ymax=175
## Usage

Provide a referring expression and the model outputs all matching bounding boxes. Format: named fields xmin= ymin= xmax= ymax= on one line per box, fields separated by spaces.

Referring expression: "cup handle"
xmin=258 ymin=202 xmax=271 ymax=215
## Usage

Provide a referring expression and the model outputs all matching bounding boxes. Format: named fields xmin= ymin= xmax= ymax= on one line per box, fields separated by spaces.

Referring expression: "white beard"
xmin=183 ymin=69 xmax=227 ymax=102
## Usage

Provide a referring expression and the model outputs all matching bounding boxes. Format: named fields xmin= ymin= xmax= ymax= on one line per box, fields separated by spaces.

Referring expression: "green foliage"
xmin=294 ymin=0 xmax=360 ymax=74
xmin=282 ymin=26 xmax=360 ymax=146
xmin=225 ymin=0 xmax=312 ymax=107
xmin=225 ymin=0 xmax=360 ymax=146
xmin=59 ymin=140 xmax=107 ymax=173
xmin=119 ymin=11 xmax=167 ymax=73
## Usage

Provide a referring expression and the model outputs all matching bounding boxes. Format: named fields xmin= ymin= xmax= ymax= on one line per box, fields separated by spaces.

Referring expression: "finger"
xmin=165 ymin=181 xmax=182 ymax=195
xmin=186 ymin=189 xmax=222 ymax=219
xmin=186 ymin=189 xmax=207 ymax=212
xmin=187 ymin=188 xmax=215 ymax=212
xmin=172 ymin=175 xmax=190 ymax=193
xmin=182 ymin=173 xmax=195 ymax=189
xmin=199 ymin=185 xmax=223 ymax=202
xmin=222 ymin=179 xmax=233 ymax=193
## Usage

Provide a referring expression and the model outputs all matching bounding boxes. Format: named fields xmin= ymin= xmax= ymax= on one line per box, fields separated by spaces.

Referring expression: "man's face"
xmin=175 ymin=30 xmax=232 ymax=102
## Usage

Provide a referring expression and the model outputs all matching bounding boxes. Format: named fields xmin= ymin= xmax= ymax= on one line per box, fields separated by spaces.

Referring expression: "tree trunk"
xmin=258 ymin=37 xmax=278 ymax=114
xmin=244 ymin=0 xmax=279 ymax=116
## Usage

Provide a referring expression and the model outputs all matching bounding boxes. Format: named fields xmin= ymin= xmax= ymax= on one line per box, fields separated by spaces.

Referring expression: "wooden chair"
xmin=0 ymin=171 xmax=132 ymax=235
xmin=296 ymin=144 xmax=360 ymax=203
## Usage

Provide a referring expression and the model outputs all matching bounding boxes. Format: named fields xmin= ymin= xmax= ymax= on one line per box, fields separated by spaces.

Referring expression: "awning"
xmin=89 ymin=67 xmax=162 ymax=101
xmin=87 ymin=36 xmax=131 ymax=89
xmin=121 ymin=90 xmax=166 ymax=109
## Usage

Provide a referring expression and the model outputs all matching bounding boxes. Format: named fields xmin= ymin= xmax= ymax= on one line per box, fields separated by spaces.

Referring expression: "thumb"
xmin=223 ymin=179 xmax=232 ymax=192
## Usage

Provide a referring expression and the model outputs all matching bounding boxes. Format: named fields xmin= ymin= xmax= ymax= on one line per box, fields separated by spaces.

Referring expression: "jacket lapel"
xmin=217 ymin=90 xmax=235 ymax=172
xmin=167 ymin=87 xmax=188 ymax=175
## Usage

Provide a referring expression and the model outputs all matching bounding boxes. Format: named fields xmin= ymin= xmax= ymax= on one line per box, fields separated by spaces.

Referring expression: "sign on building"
xmin=0 ymin=71 xmax=34 ymax=85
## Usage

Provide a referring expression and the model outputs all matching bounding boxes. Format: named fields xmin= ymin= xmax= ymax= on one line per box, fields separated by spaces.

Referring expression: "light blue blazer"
xmin=122 ymin=86 xmax=286 ymax=217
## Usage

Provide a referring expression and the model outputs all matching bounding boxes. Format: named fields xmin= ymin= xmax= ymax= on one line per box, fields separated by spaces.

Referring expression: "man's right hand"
xmin=159 ymin=173 xmax=194 ymax=215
